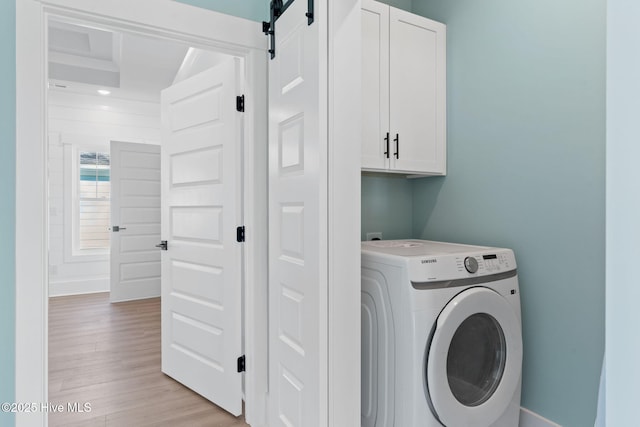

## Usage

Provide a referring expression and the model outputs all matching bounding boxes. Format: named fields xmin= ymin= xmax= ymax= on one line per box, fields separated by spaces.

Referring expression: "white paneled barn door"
xmin=160 ymin=59 xmax=244 ymax=416
xmin=268 ymin=0 xmax=328 ymax=425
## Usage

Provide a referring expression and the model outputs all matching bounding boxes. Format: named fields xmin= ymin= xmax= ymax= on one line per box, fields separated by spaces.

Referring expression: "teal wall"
xmin=361 ymin=175 xmax=413 ymax=241
xmin=176 ymin=0 xmax=268 ymax=22
xmin=377 ymin=0 xmax=411 ymax=12
xmin=409 ymin=0 xmax=605 ymax=426
xmin=0 ymin=0 xmax=16 ymax=426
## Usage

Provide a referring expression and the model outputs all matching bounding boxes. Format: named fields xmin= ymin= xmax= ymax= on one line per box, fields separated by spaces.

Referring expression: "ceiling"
xmin=48 ymin=20 xmax=190 ymax=103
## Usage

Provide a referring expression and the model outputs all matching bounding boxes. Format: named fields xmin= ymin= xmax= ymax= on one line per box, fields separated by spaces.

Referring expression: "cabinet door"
xmin=389 ymin=7 xmax=446 ymax=175
xmin=362 ymin=0 xmax=390 ymax=170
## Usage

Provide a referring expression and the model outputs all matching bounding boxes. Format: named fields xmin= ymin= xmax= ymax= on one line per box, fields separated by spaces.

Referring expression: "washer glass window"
xmin=446 ymin=313 xmax=506 ymax=406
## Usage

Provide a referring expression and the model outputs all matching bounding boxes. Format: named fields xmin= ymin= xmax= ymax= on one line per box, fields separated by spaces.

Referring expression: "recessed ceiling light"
xmin=97 ymin=89 xmax=111 ymax=96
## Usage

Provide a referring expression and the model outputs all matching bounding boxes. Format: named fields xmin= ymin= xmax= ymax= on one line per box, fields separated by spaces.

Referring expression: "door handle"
xmin=156 ymin=240 xmax=168 ymax=250
xmin=384 ymin=132 xmax=390 ymax=158
xmin=393 ymin=133 xmax=399 ymax=159
xmin=112 ymin=226 xmax=127 ymax=232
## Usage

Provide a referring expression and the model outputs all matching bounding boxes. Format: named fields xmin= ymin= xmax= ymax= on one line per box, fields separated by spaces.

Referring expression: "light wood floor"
xmin=49 ymin=292 xmax=249 ymax=427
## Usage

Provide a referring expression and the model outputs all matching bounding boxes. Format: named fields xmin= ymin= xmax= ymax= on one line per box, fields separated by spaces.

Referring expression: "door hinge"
xmin=237 ymin=355 xmax=246 ymax=372
xmin=236 ymin=226 xmax=245 ymax=243
xmin=236 ymin=95 xmax=245 ymax=112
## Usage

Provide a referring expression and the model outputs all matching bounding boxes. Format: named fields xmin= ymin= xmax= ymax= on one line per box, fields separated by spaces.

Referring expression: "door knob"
xmin=156 ymin=240 xmax=168 ymax=250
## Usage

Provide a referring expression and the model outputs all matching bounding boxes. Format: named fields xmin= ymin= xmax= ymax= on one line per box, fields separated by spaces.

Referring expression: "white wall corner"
xmin=520 ymin=407 xmax=562 ymax=427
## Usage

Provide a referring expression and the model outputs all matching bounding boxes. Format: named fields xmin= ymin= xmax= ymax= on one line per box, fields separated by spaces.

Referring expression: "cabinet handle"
xmin=394 ymin=133 xmax=399 ymax=159
xmin=384 ymin=132 xmax=390 ymax=158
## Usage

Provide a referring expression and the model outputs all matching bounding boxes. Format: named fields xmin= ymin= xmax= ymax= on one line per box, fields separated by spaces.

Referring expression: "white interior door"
xmin=160 ymin=59 xmax=243 ymax=415
xmin=268 ymin=1 xmax=327 ymax=425
xmin=110 ymin=141 xmax=161 ymax=303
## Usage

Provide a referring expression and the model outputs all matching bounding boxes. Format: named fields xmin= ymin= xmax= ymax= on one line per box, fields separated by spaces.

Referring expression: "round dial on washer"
xmin=464 ymin=256 xmax=479 ymax=274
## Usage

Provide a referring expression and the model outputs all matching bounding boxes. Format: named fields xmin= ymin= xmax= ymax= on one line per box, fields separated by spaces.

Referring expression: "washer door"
xmin=426 ymin=287 xmax=522 ymax=427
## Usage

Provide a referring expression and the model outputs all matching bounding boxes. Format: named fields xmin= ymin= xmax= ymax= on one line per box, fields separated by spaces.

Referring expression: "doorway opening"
xmin=36 ymin=7 xmax=268 ymax=426
xmin=46 ymin=16 xmax=238 ymax=299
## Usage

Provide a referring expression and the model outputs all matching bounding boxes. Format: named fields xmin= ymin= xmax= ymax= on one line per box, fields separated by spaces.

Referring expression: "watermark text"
xmin=1 ymin=402 xmax=92 ymax=413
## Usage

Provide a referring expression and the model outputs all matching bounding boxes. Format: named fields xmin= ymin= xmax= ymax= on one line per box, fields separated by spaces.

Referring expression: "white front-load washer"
xmin=361 ymin=240 xmax=522 ymax=427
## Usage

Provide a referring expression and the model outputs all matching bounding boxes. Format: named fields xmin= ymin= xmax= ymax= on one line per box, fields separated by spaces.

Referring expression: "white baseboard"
xmin=520 ymin=407 xmax=562 ymax=427
xmin=49 ymin=277 xmax=109 ymax=297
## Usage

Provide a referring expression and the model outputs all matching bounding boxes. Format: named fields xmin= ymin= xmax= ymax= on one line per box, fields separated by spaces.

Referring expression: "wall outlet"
xmin=366 ymin=232 xmax=383 ymax=241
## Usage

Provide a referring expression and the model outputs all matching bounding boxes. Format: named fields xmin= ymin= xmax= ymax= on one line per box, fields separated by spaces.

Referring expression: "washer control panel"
xmin=456 ymin=253 xmax=513 ymax=275
xmin=408 ymin=249 xmax=516 ymax=283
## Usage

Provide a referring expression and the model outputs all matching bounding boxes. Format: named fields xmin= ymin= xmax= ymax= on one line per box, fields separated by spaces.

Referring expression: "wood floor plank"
xmin=48 ymin=293 xmax=248 ymax=427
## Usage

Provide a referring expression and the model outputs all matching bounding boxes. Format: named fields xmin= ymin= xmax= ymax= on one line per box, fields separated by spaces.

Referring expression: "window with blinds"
xmin=78 ymin=151 xmax=111 ymax=249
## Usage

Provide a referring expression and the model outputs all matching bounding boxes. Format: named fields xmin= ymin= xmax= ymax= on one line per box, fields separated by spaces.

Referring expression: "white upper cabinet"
xmin=362 ymin=0 xmax=446 ymax=175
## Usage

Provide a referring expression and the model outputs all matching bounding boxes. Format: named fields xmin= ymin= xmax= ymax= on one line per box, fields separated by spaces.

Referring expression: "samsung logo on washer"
xmin=421 ymin=259 xmax=437 ymax=264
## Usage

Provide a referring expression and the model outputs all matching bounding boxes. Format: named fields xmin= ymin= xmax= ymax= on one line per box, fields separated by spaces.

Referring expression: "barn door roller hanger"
xmin=262 ymin=0 xmax=314 ymax=59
